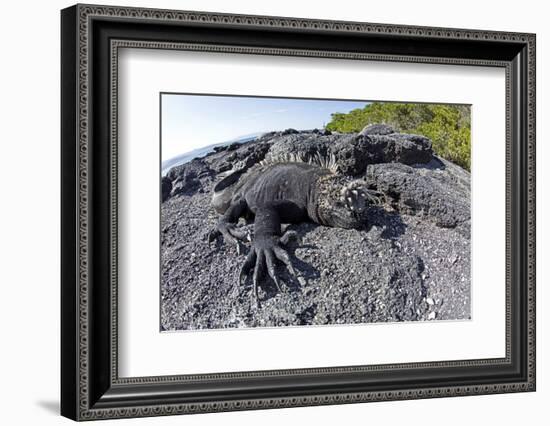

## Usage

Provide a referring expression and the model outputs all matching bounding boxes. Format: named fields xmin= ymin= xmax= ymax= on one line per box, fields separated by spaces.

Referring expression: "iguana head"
xmin=314 ymin=176 xmax=381 ymax=229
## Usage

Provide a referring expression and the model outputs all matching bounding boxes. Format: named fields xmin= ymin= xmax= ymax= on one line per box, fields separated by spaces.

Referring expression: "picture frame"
xmin=61 ymin=3 xmax=536 ymax=421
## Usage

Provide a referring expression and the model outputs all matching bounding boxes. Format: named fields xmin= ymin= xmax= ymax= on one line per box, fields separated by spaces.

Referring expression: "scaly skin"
xmin=209 ymin=162 xmax=379 ymax=305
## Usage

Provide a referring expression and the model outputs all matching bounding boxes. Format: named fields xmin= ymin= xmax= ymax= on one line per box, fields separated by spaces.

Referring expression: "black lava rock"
xmin=161 ymin=176 xmax=172 ymax=202
xmin=359 ymin=123 xmax=396 ymax=136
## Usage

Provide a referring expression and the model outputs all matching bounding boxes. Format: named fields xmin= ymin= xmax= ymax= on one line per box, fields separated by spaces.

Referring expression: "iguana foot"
xmin=208 ymin=222 xmax=251 ymax=255
xmin=239 ymin=230 xmax=303 ymax=306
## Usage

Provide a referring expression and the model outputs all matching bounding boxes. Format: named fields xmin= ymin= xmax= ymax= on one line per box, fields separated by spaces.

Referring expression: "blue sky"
xmin=161 ymin=94 xmax=369 ymax=161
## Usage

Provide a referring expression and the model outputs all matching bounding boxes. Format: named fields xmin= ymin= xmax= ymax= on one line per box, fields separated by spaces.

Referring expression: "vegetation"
xmin=326 ymin=102 xmax=471 ymax=170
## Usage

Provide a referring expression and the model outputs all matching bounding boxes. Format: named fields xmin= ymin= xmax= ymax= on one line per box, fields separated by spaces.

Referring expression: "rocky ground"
xmin=160 ymin=125 xmax=471 ymax=331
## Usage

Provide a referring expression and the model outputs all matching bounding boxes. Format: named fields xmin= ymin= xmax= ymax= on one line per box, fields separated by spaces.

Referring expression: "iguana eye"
xmin=333 ymin=200 xmax=345 ymax=210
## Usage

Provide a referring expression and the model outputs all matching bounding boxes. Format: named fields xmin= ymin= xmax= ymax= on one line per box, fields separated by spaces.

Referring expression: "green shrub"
xmin=326 ymin=102 xmax=471 ymax=170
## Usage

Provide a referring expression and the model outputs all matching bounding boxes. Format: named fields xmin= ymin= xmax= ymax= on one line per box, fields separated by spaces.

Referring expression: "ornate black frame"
xmin=61 ymin=4 xmax=536 ymax=421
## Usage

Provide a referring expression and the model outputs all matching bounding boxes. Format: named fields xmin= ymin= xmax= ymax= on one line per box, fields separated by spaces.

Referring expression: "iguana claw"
xmin=208 ymin=222 xmax=250 ymax=255
xmin=239 ymin=231 xmax=303 ymax=306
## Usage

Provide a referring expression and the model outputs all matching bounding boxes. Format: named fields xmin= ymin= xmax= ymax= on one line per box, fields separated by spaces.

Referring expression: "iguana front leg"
xmin=208 ymin=198 xmax=250 ymax=254
xmin=239 ymin=207 xmax=301 ymax=305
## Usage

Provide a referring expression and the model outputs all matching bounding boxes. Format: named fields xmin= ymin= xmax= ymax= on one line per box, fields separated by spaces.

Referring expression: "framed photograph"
xmin=61 ymin=4 xmax=536 ymax=421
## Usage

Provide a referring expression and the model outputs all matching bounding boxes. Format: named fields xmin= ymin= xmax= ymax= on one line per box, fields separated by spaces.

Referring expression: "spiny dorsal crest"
xmin=260 ymin=151 xmax=339 ymax=174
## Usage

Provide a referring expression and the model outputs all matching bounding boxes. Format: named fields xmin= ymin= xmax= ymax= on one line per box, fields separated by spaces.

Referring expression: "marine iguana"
xmin=208 ymin=158 xmax=381 ymax=304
